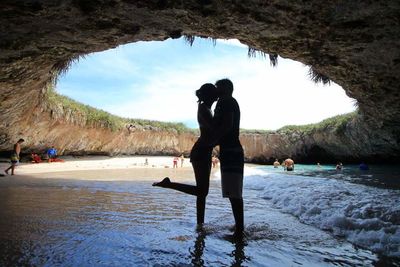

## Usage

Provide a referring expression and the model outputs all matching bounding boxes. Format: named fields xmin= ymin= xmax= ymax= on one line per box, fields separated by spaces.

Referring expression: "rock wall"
xmin=1 ymin=0 xmax=400 ymax=162
xmin=241 ymin=114 xmax=399 ymax=163
xmin=7 ymin=94 xmax=198 ymax=157
xmin=4 ymin=94 xmax=395 ymax=164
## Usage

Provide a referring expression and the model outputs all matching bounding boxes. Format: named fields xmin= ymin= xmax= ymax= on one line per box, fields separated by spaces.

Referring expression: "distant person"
xmin=281 ymin=161 xmax=286 ymax=169
xmin=284 ymin=157 xmax=294 ymax=171
xmin=273 ymin=159 xmax=280 ymax=168
xmin=144 ymin=158 xmax=149 ymax=166
xmin=317 ymin=162 xmax=321 ymax=168
xmin=359 ymin=163 xmax=369 ymax=171
xmin=127 ymin=124 xmax=135 ymax=134
xmin=212 ymin=156 xmax=219 ymax=168
xmin=31 ymin=153 xmax=42 ymax=163
xmin=4 ymin=138 xmax=25 ymax=175
xmin=336 ymin=162 xmax=343 ymax=170
xmin=173 ymin=156 xmax=179 ymax=168
xmin=47 ymin=146 xmax=57 ymax=162
xmin=153 ymin=83 xmax=218 ymax=226
xmin=180 ymin=154 xmax=185 ymax=168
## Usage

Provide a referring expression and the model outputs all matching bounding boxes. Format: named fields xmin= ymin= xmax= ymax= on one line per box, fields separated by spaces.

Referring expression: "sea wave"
xmin=244 ymin=169 xmax=400 ymax=257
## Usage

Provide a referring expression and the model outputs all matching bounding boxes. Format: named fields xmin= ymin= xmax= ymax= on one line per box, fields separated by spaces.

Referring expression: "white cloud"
xmin=216 ymin=39 xmax=248 ymax=48
xmin=59 ymin=38 xmax=356 ymax=130
xmin=108 ymin=54 xmax=355 ymax=130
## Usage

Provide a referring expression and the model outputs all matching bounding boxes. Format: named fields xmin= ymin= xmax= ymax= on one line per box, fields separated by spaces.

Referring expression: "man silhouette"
xmin=212 ymin=78 xmax=244 ymax=237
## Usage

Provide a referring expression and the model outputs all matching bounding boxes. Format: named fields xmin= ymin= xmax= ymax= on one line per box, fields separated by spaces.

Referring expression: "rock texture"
xmin=7 ymin=94 xmax=198 ymax=157
xmin=1 ymin=0 xmax=400 ymax=162
xmin=241 ymin=115 xmax=400 ymax=163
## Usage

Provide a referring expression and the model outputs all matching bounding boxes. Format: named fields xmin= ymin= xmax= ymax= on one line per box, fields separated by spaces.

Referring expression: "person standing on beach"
xmin=212 ymin=78 xmax=245 ymax=237
xmin=153 ymin=83 xmax=218 ymax=226
xmin=173 ymin=156 xmax=179 ymax=168
xmin=4 ymin=138 xmax=24 ymax=175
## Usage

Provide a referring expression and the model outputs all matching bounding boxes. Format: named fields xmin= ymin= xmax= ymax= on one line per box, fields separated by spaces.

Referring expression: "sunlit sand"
xmin=0 ymin=155 xmax=219 ymax=181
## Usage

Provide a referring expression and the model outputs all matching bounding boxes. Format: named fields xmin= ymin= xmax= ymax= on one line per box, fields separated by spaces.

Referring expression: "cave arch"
xmin=1 ymin=1 xmax=399 ymax=161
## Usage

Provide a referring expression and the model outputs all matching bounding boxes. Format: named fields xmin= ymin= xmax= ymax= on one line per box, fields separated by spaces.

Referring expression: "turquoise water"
xmin=0 ymin=165 xmax=399 ymax=266
xmin=261 ymin=163 xmax=400 ymax=189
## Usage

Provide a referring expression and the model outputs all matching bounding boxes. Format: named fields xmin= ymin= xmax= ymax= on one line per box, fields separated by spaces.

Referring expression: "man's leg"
xmin=4 ymin=165 xmax=11 ymax=174
xmin=11 ymin=164 xmax=16 ymax=175
xmin=229 ymin=197 xmax=244 ymax=235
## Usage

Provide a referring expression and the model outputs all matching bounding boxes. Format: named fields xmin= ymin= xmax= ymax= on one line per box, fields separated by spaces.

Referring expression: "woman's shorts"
xmin=219 ymin=146 xmax=244 ymax=199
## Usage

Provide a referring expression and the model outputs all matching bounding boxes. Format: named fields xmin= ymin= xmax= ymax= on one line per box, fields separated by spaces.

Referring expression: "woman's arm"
xmin=198 ymin=104 xmax=213 ymax=129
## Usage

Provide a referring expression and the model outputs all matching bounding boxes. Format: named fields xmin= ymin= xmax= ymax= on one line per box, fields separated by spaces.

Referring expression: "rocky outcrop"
xmin=6 ymin=92 xmax=198 ymax=157
xmin=1 ymin=1 xmax=400 ymax=162
xmin=241 ymin=113 xmax=400 ymax=163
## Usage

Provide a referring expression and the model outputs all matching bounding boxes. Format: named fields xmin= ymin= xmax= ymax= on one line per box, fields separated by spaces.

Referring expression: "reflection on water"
xmin=0 ymin=172 xmax=397 ymax=266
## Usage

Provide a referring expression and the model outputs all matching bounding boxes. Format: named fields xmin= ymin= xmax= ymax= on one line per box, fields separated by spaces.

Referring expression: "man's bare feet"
xmin=152 ymin=177 xmax=171 ymax=187
xmin=4 ymin=170 xmax=8 ymax=175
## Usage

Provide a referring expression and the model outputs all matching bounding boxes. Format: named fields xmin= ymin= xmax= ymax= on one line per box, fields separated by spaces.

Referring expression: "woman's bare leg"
xmin=152 ymin=160 xmax=211 ymax=224
xmin=193 ymin=161 xmax=211 ymax=224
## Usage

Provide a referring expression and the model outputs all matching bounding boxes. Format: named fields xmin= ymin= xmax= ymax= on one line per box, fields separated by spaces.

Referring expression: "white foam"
xmin=244 ymin=169 xmax=400 ymax=257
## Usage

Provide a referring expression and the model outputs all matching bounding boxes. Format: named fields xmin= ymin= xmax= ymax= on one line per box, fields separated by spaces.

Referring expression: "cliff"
xmin=5 ymin=88 xmax=197 ymax=157
xmin=241 ymin=112 xmax=399 ymax=164
xmin=4 ymin=87 xmax=393 ymax=164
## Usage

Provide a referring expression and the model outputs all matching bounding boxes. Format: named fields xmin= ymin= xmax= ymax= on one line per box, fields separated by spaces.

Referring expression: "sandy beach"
xmin=0 ymin=155 xmax=219 ymax=181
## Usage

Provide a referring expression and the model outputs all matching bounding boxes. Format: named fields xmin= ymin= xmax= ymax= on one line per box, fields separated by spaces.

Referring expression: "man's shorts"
xmin=10 ymin=154 xmax=19 ymax=165
xmin=220 ymin=146 xmax=244 ymax=199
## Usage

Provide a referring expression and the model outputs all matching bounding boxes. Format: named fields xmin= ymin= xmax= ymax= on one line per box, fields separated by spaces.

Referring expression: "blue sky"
xmin=56 ymin=37 xmax=356 ymax=130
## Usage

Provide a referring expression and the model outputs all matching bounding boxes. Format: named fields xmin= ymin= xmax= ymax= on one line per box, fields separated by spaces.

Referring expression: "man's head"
xmin=215 ymin=78 xmax=234 ymax=97
xmin=17 ymin=138 xmax=24 ymax=143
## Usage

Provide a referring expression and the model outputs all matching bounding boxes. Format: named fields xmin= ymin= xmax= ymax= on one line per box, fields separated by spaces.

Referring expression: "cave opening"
xmin=52 ymin=36 xmax=356 ymax=131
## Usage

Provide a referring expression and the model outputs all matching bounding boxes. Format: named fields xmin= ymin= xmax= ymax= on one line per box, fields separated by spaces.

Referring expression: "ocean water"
xmin=0 ymin=164 xmax=399 ymax=266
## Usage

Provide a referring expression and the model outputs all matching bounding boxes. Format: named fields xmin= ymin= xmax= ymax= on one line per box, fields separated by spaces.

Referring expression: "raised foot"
xmin=152 ymin=177 xmax=171 ymax=187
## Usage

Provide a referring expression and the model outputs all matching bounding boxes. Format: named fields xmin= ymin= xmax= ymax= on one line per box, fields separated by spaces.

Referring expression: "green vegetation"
xmin=240 ymin=111 xmax=357 ymax=135
xmin=277 ymin=111 xmax=357 ymax=134
xmin=44 ymin=86 xmax=196 ymax=133
xmin=240 ymin=129 xmax=274 ymax=134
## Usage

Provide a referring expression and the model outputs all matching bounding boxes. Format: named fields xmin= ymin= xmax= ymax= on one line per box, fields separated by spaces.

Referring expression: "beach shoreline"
xmin=0 ymin=155 xmax=223 ymax=181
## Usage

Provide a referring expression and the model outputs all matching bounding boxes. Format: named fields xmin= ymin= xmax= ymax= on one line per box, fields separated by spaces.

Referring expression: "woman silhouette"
xmin=153 ymin=83 xmax=217 ymax=225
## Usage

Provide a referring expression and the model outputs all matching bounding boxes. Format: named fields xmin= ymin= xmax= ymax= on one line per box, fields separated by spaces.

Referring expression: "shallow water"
xmin=0 ymin=165 xmax=399 ymax=266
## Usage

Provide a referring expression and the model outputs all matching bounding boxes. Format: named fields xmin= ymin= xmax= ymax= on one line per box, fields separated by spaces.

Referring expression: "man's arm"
xmin=209 ymin=108 xmax=234 ymax=146
xmin=15 ymin=143 xmax=21 ymax=156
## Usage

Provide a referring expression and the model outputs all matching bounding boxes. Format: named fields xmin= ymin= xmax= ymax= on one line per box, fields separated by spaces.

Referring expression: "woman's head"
xmin=196 ymin=83 xmax=218 ymax=103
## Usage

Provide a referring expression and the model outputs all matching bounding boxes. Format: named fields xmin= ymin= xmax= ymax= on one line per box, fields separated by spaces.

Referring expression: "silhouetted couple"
xmin=153 ymin=78 xmax=244 ymax=237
